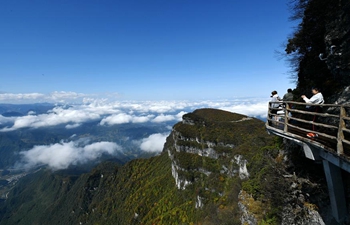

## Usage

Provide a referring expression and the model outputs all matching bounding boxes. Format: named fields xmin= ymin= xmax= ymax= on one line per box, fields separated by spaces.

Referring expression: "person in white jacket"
xmin=270 ymin=90 xmax=282 ymax=108
xmin=270 ymin=90 xmax=281 ymax=120
xmin=301 ymin=87 xmax=324 ymax=106
xmin=301 ymin=87 xmax=324 ymax=135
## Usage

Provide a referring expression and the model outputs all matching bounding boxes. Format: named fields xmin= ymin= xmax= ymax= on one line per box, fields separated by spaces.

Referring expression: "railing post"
xmin=337 ymin=106 xmax=345 ymax=155
xmin=284 ymin=103 xmax=289 ymax=133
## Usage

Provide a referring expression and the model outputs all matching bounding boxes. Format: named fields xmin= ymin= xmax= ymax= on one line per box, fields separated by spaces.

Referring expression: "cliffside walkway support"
xmin=266 ymin=101 xmax=350 ymax=224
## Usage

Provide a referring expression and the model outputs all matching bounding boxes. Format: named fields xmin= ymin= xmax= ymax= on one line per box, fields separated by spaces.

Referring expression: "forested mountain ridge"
xmin=0 ymin=109 xmax=328 ymax=224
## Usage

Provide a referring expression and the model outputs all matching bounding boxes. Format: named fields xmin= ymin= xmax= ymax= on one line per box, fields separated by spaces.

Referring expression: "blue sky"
xmin=0 ymin=0 xmax=295 ymax=102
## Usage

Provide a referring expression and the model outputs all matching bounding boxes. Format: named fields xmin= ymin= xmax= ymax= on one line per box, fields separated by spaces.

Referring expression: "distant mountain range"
xmin=0 ymin=103 xmax=55 ymax=117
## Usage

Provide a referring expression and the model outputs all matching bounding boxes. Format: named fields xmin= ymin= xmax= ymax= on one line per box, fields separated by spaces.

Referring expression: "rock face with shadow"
xmin=323 ymin=1 xmax=350 ymax=79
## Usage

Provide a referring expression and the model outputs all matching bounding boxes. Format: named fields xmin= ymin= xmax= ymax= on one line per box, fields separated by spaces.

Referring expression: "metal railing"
xmin=266 ymin=101 xmax=350 ymax=157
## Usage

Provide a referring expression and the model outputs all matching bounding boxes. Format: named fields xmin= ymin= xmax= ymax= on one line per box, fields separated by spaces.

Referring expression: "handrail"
xmin=266 ymin=101 xmax=350 ymax=157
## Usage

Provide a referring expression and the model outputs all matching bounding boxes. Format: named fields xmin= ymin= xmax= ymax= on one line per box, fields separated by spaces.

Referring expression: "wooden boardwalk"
xmin=266 ymin=101 xmax=350 ymax=159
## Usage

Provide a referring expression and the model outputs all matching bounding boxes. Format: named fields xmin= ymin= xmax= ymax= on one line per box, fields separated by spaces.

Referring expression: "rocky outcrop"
xmin=166 ymin=109 xmax=253 ymax=192
xmin=280 ymin=175 xmax=326 ymax=225
xmin=330 ymin=86 xmax=350 ymax=106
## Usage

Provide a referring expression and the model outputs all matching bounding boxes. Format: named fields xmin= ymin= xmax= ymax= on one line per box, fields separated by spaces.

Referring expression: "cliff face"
xmin=0 ymin=108 xmax=329 ymax=225
xmin=166 ymin=109 xmax=273 ymax=224
xmin=324 ymin=1 xmax=350 ymax=79
xmin=166 ymin=109 xmax=327 ymax=225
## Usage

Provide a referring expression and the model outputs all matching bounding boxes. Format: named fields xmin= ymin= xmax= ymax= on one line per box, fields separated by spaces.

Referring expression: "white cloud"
xmin=1 ymin=106 xmax=101 ymax=131
xmin=219 ymin=101 xmax=268 ymax=118
xmin=19 ymin=140 xmax=121 ymax=170
xmin=50 ymin=91 xmax=85 ymax=101
xmin=176 ymin=111 xmax=187 ymax=120
xmin=151 ymin=111 xmax=186 ymax=123
xmin=152 ymin=114 xmax=176 ymax=123
xmin=140 ymin=133 xmax=169 ymax=152
xmin=132 ymin=115 xmax=153 ymax=123
xmin=99 ymin=113 xmax=132 ymax=125
xmin=99 ymin=113 xmax=154 ymax=126
xmin=65 ymin=123 xmax=81 ymax=129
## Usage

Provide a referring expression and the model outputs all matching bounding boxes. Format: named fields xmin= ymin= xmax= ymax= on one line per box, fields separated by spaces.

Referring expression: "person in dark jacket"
xmin=283 ymin=88 xmax=294 ymax=101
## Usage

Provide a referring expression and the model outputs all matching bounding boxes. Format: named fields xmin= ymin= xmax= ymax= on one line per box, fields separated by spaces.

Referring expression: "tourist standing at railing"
xmin=283 ymin=88 xmax=294 ymax=116
xmin=270 ymin=90 xmax=281 ymax=119
xmin=270 ymin=90 xmax=281 ymax=107
xmin=283 ymin=88 xmax=294 ymax=101
xmin=301 ymin=87 xmax=324 ymax=135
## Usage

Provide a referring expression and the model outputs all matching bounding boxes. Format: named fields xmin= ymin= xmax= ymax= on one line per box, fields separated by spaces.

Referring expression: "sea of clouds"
xmin=0 ymin=92 xmax=270 ymax=170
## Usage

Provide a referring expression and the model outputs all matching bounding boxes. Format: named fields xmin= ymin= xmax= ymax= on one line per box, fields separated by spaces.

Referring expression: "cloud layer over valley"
xmin=0 ymin=96 xmax=269 ymax=132
xmin=1 ymin=94 xmax=270 ymax=170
